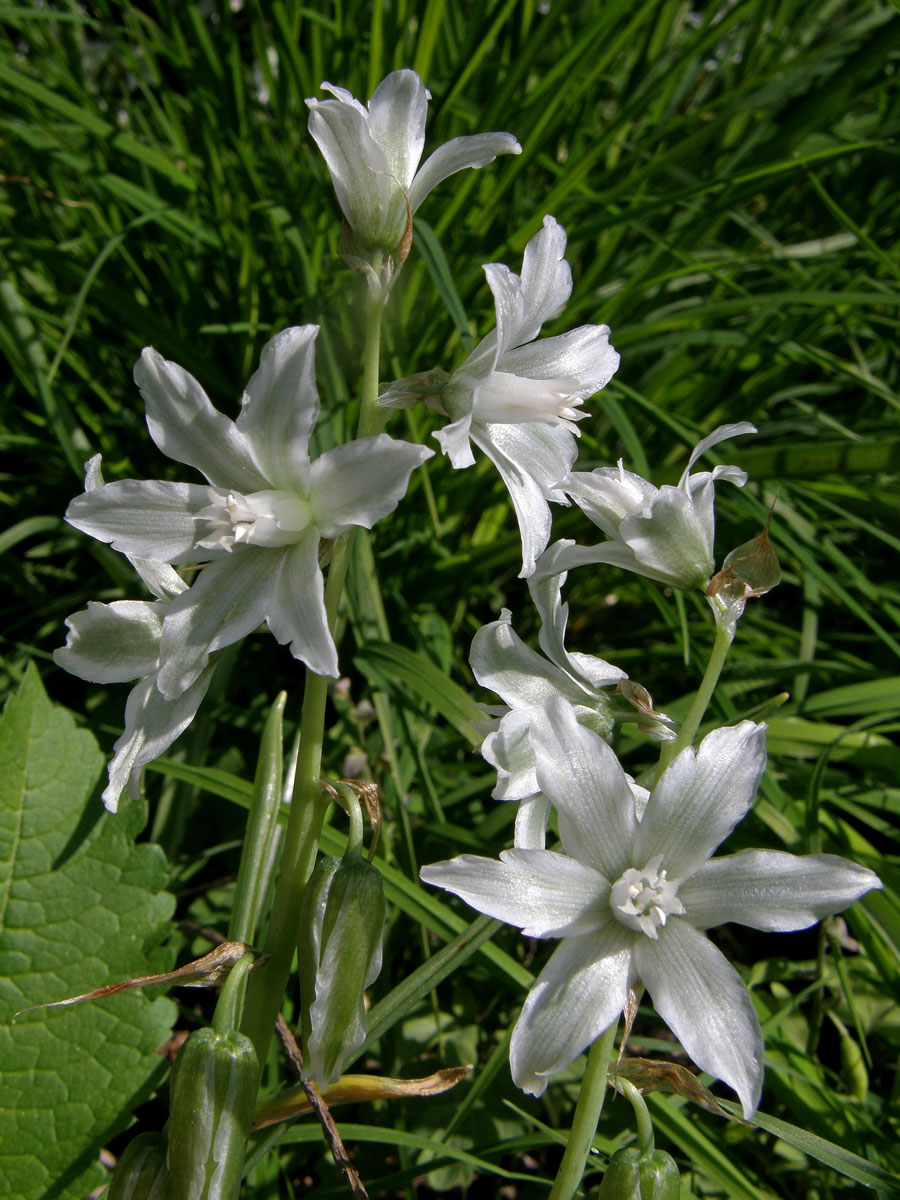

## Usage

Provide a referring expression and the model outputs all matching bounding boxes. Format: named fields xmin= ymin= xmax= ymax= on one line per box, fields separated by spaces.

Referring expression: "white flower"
xmin=421 ymin=699 xmax=881 ymax=1114
xmin=471 ymin=566 xmax=628 ymax=847
xmin=306 ymin=70 xmax=520 ymax=268
xmin=545 ymin=423 xmax=756 ymax=591
xmin=430 ymin=216 xmax=620 ymax=577
xmin=64 ymin=327 xmax=433 ymax=696
xmin=56 ymin=463 xmax=216 ymax=812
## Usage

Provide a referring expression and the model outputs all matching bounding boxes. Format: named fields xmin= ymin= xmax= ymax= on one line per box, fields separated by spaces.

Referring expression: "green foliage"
xmin=1 ymin=0 xmax=899 ymax=1196
xmin=0 ymin=666 xmax=176 ymax=1200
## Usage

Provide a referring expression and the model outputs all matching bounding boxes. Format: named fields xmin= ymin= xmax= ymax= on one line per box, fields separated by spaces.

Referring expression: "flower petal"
xmin=470 ymin=610 xmax=587 ymax=708
xmin=530 ymin=695 xmax=637 ymax=879
xmin=683 ymin=421 xmax=757 ymax=478
xmin=236 ymin=326 xmax=319 ymax=489
xmin=619 ymin=483 xmax=714 ymax=590
xmin=366 ymin=69 xmax=428 ymax=188
xmin=494 ymin=215 xmax=572 ymax=352
xmin=134 ymin=348 xmax=267 ymax=491
xmin=510 ymin=927 xmax=633 ymax=1096
xmin=66 ymin=479 xmax=213 ymax=562
xmin=634 ymin=919 xmax=764 ymax=1117
xmin=680 ymin=849 xmax=882 ymax=931
xmin=514 ymin=794 xmax=551 ymax=849
xmin=54 ymin=601 xmax=162 ymax=684
xmin=502 ymin=325 xmax=620 ymax=398
xmin=156 ymin=548 xmax=282 ymax=698
xmin=310 ymin=435 xmax=433 ymax=536
xmin=407 ymin=132 xmax=521 ymax=216
xmin=265 ymin=530 xmax=339 ymax=678
xmin=307 ymin=92 xmax=398 ymax=245
xmin=472 ymin=421 xmax=577 ymax=577
xmin=103 ymin=665 xmax=216 ymax=812
xmin=421 ymin=848 xmax=611 ymax=939
xmin=481 ymin=708 xmax=541 ymax=801
xmin=564 ymin=464 xmax=657 ymax=530
xmin=636 ymin=722 xmax=768 ymax=879
xmin=527 ymin=568 xmax=625 ymax=690
xmin=433 ymin=411 xmax=476 ymax=468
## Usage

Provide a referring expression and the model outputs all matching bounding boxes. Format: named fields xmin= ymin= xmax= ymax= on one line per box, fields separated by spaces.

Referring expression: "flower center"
xmin=609 ymin=855 xmax=684 ymax=939
xmin=196 ymin=489 xmax=312 ymax=552
xmin=469 ymin=372 xmax=585 ymax=426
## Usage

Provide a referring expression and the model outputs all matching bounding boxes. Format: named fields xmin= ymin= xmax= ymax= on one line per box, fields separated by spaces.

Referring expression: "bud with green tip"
xmin=298 ymin=793 xmax=386 ymax=1089
xmin=108 ymin=1132 xmax=171 ymax=1200
xmin=597 ymin=1146 xmax=681 ymax=1199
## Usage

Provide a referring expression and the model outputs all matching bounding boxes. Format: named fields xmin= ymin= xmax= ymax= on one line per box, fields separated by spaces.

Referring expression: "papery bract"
xmin=421 ymin=699 xmax=881 ymax=1114
xmin=64 ymin=327 xmax=433 ymax=697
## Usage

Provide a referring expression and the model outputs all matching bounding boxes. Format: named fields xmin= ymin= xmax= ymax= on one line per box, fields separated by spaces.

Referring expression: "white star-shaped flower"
xmin=430 ymin=216 xmax=620 ymax=576
xmin=64 ymin=327 xmax=433 ymax=697
xmin=542 ymin=423 xmax=755 ymax=591
xmin=421 ymin=698 xmax=880 ymax=1114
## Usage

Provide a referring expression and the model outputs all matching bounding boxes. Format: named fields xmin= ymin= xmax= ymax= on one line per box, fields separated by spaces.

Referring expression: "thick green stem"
xmin=657 ymin=619 xmax=734 ymax=777
xmin=239 ymin=293 xmax=385 ymax=1068
xmin=548 ymin=1021 xmax=618 ymax=1200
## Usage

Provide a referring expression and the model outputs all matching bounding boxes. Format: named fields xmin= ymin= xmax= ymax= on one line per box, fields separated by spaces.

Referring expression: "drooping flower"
xmin=421 ymin=699 xmax=880 ymax=1114
xmin=542 ymin=423 xmax=756 ymax=591
xmin=306 ymin=70 xmax=520 ymax=279
xmin=64 ymin=327 xmax=433 ymax=696
xmin=56 ymin=459 xmax=216 ymax=812
xmin=383 ymin=216 xmax=620 ymax=576
xmin=470 ymin=565 xmax=663 ymax=848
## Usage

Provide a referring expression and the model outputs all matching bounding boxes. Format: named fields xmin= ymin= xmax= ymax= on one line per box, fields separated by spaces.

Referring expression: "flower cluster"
xmin=56 ymin=66 xmax=882 ymax=1137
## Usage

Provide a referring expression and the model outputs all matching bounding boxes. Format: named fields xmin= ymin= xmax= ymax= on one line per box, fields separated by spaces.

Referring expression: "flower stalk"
xmin=241 ymin=289 xmax=386 ymax=1070
xmin=656 ymin=616 xmax=735 ymax=777
xmin=548 ymin=1021 xmax=618 ymax=1200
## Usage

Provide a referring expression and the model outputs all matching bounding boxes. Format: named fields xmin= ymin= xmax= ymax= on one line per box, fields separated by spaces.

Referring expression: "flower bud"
xmin=597 ymin=1146 xmax=681 ymax=1199
xmin=298 ymin=847 xmax=386 ymax=1089
xmin=167 ymin=1026 xmax=259 ymax=1200
xmin=167 ymin=955 xmax=258 ymax=1200
xmin=108 ymin=1132 xmax=171 ymax=1200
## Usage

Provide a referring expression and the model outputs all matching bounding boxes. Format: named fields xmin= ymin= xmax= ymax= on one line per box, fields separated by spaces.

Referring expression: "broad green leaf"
xmin=0 ymin=666 xmax=176 ymax=1200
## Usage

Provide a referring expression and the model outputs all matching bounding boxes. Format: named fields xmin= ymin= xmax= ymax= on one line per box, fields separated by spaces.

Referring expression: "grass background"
xmin=1 ymin=0 xmax=899 ymax=1196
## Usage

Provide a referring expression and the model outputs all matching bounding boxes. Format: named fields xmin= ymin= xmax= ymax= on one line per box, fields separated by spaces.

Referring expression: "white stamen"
xmin=609 ymin=854 xmax=685 ymax=939
xmin=196 ymin=489 xmax=312 ymax=552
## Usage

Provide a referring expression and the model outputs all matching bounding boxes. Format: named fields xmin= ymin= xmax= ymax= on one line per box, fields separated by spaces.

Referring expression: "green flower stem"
xmin=228 ymin=692 xmax=287 ymax=947
xmin=213 ymin=952 xmax=255 ymax=1036
xmin=548 ymin=1021 xmax=618 ymax=1200
xmin=657 ymin=618 xmax=735 ymax=776
xmin=357 ymin=293 xmax=387 ymax=438
xmin=615 ymin=1078 xmax=654 ymax=1157
xmin=239 ymin=293 xmax=385 ymax=1069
